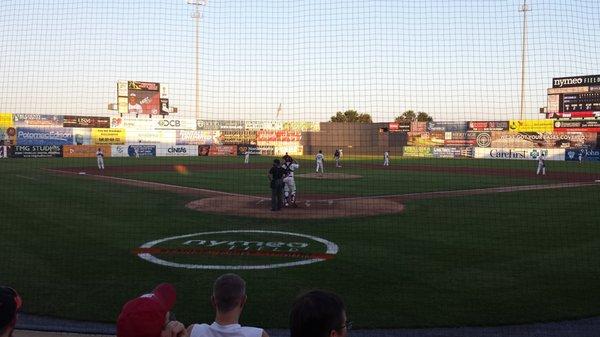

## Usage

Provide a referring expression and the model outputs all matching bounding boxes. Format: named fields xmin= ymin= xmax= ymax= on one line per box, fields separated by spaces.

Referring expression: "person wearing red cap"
xmin=0 ymin=286 xmax=22 ymax=337
xmin=117 ymin=283 xmax=186 ymax=337
xmin=187 ymin=274 xmax=268 ymax=337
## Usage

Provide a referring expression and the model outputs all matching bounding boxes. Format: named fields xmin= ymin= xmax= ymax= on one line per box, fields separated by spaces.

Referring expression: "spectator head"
xmin=0 ymin=287 xmax=21 ymax=337
xmin=273 ymin=159 xmax=280 ymax=165
xmin=212 ymin=273 xmax=247 ymax=314
xmin=290 ymin=290 xmax=348 ymax=337
xmin=319 ymin=150 xmax=322 ymax=153
xmin=117 ymin=283 xmax=177 ymax=337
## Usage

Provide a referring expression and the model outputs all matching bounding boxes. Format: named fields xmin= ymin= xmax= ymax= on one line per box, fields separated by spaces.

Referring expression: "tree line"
xmin=329 ymin=109 xmax=433 ymax=123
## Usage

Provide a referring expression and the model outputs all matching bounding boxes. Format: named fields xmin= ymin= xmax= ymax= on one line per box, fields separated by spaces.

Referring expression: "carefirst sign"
xmin=474 ymin=148 xmax=565 ymax=161
xmin=135 ymin=230 xmax=339 ymax=270
xmin=553 ymin=75 xmax=600 ymax=88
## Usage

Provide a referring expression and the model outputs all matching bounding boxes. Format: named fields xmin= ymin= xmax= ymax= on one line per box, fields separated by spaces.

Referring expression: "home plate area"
xmin=185 ymin=195 xmax=405 ymax=219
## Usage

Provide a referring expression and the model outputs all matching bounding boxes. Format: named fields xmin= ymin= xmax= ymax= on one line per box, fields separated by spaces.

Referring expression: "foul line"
xmin=133 ymin=247 xmax=334 ymax=260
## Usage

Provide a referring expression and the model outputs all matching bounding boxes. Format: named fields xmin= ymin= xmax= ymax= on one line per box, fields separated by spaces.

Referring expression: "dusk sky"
xmin=1 ymin=0 xmax=599 ymax=122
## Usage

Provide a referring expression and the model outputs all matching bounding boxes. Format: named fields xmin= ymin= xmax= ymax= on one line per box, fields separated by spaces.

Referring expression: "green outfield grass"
xmin=1 ymin=156 xmax=600 ymax=328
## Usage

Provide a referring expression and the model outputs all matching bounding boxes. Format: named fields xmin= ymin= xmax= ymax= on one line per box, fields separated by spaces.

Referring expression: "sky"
xmin=1 ymin=0 xmax=599 ymax=122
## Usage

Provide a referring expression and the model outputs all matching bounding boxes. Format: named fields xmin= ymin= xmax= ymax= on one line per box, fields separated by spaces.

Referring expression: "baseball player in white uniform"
xmin=536 ymin=154 xmax=546 ymax=175
xmin=96 ymin=148 xmax=105 ymax=170
xmin=282 ymin=159 xmax=300 ymax=207
xmin=383 ymin=151 xmax=390 ymax=166
xmin=315 ymin=150 xmax=324 ymax=175
xmin=244 ymin=150 xmax=250 ymax=164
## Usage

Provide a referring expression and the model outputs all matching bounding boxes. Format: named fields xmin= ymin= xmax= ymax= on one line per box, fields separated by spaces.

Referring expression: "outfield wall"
xmin=1 ymin=112 xmax=600 ymax=161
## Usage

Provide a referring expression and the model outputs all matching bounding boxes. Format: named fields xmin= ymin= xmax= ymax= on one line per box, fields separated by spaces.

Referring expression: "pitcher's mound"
xmin=186 ymin=195 xmax=403 ymax=219
xmin=296 ymin=173 xmax=362 ymax=179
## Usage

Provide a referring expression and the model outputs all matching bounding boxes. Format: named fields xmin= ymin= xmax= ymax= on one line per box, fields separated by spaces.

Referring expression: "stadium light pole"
xmin=188 ymin=0 xmax=207 ymax=120
xmin=519 ymin=0 xmax=531 ymax=120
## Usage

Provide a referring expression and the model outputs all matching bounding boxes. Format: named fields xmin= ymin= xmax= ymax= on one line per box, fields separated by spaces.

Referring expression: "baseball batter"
xmin=96 ymin=148 xmax=105 ymax=170
xmin=282 ymin=158 xmax=300 ymax=207
xmin=383 ymin=151 xmax=389 ymax=166
xmin=315 ymin=150 xmax=324 ymax=175
xmin=536 ymin=154 xmax=546 ymax=175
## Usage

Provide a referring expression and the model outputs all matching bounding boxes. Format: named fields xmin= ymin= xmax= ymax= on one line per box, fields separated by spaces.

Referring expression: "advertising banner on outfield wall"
xmin=282 ymin=121 xmax=320 ymax=132
xmin=388 ymin=122 xmax=411 ymax=132
xmin=407 ymin=132 xmax=445 ymax=147
xmin=13 ymin=114 xmax=64 ymax=128
xmin=126 ymin=130 xmax=176 ymax=144
xmin=154 ymin=118 xmax=196 ymax=130
xmin=427 ymin=121 xmax=469 ymax=132
xmin=0 ymin=113 xmax=13 ymax=128
xmin=256 ymin=130 xmax=302 ymax=142
xmin=508 ymin=120 xmax=554 ymax=133
xmin=236 ymin=144 xmax=261 ymax=155
xmin=402 ymin=146 xmax=433 ymax=157
xmin=244 ymin=120 xmax=283 ymax=131
xmin=63 ymin=145 xmax=111 ymax=158
xmin=110 ymin=116 xmax=155 ymax=130
xmin=219 ymin=130 xmax=257 ymax=145
xmin=63 ymin=116 xmax=110 ymax=128
xmin=489 ymin=131 xmax=595 ymax=149
xmin=468 ymin=121 xmax=509 ymax=131
xmin=17 ymin=127 xmax=73 ymax=146
xmin=196 ymin=120 xmax=245 ymax=131
xmin=565 ymin=148 xmax=600 ymax=161
xmin=473 ymin=148 xmax=565 ymax=161
xmin=208 ymin=145 xmax=237 ymax=156
xmin=274 ymin=145 xmax=303 ymax=156
xmin=176 ymin=130 xmax=221 ymax=145
xmin=432 ymin=147 xmax=471 ymax=158
xmin=554 ymin=120 xmax=600 ymax=133
xmin=156 ymin=145 xmax=198 ymax=157
xmin=11 ymin=145 xmax=62 ymax=158
xmin=91 ymin=128 xmax=126 ymax=145
xmin=410 ymin=122 xmax=427 ymax=133
xmin=111 ymin=144 xmax=155 ymax=157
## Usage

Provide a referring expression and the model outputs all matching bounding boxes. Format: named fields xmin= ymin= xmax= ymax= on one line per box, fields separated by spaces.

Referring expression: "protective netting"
xmin=1 ymin=0 xmax=600 ymax=334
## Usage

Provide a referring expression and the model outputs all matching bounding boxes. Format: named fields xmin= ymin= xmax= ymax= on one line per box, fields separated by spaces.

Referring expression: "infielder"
xmin=282 ymin=158 xmax=300 ymax=207
xmin=96 ymin=148 xmax=105 ymax=170
xmin=383 ymin=151 xmax=390 ymax=166
xmin=244 ymin=150 xmax=250 ymax=164
xmin=536 ymin=154 xmax=546 ymax=175
xmin=315 ymin=150 xmax=324 ymax=175
xmin=334 ymin=148 xmax=341 ymax=167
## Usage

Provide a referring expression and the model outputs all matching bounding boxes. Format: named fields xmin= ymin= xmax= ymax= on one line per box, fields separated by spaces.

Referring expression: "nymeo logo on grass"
xmin=134 ymin=230 xmax=339 ymax=270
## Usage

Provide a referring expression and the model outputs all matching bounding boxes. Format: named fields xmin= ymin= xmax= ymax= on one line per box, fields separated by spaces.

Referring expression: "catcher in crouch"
xmin=282 ymin=156 xmax=300 ymax=207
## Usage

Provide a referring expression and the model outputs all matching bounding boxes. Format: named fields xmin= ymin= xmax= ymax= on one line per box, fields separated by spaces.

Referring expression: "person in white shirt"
xmin=128 ymin=93 xmax=143 ymax=115
xmin=315 ymin=150 xmax=324 ymax=175
xmin=244 ymin=151 xmax=250 ymax=164
xmin=536 ymin=154 xmax=546 ymax=175
xmin=187 ymin=274 xmax=269 ymax=337
xmin=96 ymin=148 xmax=105 ymax=170
xmin=383 ymin=151 xmax=389 ymax=166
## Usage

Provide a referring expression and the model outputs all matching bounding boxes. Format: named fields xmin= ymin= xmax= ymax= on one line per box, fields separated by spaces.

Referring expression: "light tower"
xmin=188 ymin=0 xmax=208 ymax=120
xmin=519 ymin=0 xmax=531 ymax=120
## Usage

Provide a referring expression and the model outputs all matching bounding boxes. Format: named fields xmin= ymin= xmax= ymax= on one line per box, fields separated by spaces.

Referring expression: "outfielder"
xmin=334 ymin=148 xmax=341 ymax=167
xmin=96 ymin=148 xmax=105 ymax=170
xmin=282 ymin=158 xmax=300 ymax=207
xmin=536 ymin=154 xmax=546 ymax=175
xmin=244 ymin=150 xmax=250 ymax=164
xmin=315 ymin=150 xmax=324 ymax=175
xmin=383 ymin=151 xmax=390 ymax=166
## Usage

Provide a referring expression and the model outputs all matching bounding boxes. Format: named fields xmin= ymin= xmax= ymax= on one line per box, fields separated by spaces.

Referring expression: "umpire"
xmin=268 ymin=159 xmax=285 ymax=211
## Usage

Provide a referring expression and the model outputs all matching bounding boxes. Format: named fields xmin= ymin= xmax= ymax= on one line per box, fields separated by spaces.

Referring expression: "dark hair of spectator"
xmin=289 ymin=290 xmax=345 ymax=337
xmin=213 ymin=273 xmax=246 ymax=313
